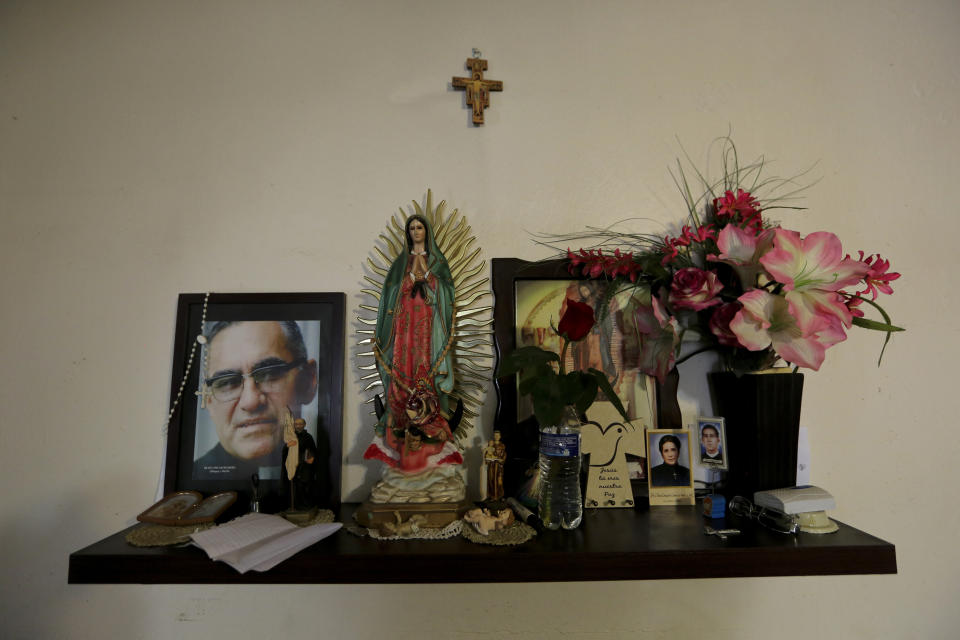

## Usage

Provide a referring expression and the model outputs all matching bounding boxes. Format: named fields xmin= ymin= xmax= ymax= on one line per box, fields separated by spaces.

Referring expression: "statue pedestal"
xmin=354 ymin=501 xmax=470 ymax=530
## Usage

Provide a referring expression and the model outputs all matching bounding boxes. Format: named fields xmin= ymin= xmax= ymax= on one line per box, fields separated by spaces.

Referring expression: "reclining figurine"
xmin=463 ymin=507 xmax=515 ymax=536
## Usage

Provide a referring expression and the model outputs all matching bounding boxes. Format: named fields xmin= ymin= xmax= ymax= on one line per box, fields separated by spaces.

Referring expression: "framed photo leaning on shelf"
xmin=492 ymin=258 xmax=658 ymax=495
xmin=163 ymin=293 xmax=345 ymax=514
xmin=697 ymin=416 xmax=728 ymax=471
xmin=646 ymin=428 xmax=695 ymax=506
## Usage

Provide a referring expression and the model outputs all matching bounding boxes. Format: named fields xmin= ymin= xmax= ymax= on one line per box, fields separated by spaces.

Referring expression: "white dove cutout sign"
xmin=581 ymin=402 xmax=646 ymax=508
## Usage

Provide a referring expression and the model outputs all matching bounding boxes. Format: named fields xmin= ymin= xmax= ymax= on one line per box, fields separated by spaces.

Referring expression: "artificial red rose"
xmin=557 ymin=298 xmax=595 ymax=341
xmin=709 ymin=302 xmax=743 ymax=347
xmin=668 ymin=267 xmax=724 ymax=311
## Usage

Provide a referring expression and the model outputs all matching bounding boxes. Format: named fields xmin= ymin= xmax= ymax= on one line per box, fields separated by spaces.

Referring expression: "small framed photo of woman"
xmin=646 ymin=429 xmax=695 ymax=506
xmin=697 ymin=417 xmax=728 ymax=470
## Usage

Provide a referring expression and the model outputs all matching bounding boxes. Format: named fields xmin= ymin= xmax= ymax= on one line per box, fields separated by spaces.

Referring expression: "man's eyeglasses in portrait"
xmin=204 ymin=359 xmax=306 ymax=403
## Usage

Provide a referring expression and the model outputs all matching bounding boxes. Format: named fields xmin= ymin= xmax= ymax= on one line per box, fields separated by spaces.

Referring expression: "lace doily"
xmin=461 ymin=521 xmax=537 ymax=546
xmin=348 ymin=516 xmax=463 ymax=540
xmin=125 ymin=523 xmax=214 ymax=547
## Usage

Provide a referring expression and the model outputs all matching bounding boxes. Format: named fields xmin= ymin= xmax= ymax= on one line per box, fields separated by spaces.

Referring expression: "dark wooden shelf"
xmin=68 ymin=504 xmax=896 ymax=584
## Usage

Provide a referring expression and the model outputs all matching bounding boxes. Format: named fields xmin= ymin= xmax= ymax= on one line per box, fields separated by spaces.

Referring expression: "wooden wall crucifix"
xmin=452 ymin=55 xmax=503 ymax=125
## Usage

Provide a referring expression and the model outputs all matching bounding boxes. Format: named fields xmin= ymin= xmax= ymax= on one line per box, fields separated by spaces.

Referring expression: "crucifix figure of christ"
xmin=452 ymin=56 xmax=503 ymax=125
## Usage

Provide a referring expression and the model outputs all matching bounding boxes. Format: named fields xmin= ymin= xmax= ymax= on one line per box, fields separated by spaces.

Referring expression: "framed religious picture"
xmin=697 ymin=416 xmax=728 ymax=470
xmin=492 ymin=258 xmax=658 ymax=494
xmin=646 ymin=428 xmax=695 ymax=506
xmin=162 ymin=293 xmax=345 ymax=514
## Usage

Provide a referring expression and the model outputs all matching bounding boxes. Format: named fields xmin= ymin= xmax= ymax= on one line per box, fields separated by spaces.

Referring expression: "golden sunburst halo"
xmin=357 ymin=190 xmax=493 ymax=442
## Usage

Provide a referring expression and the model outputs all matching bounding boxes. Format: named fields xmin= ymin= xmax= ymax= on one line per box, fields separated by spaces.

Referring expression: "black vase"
xmin=656 ymin=367 xmax=683 ymax=430
xmin=708 ymin=371 xmax=804 ymax=498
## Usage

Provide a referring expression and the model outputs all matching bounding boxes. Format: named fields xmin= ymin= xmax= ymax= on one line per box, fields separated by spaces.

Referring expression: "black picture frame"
xmin=492 ymin=258 xmax=572 ymax=436
xmin=163 ymin=293 xmax=345 ymax=514
xmin=491 ymin=258 xmax=661 ymax=495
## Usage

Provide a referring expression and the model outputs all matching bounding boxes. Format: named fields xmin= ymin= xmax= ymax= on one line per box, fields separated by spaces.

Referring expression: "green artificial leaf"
xmin=521 ymin=359 xmax=554 ymax=379
xmin=851 ymin=317 xmax=905 ymax=332
xmin=848 ymin=294 xmax=905 ymax=367
xmin=528 ymin=373 xmax=555 ymax=400
xmin=531 ymin=380 xmax=565 ymax=427
xmin=533 ymin=403 xmax=564 ymax=429
xmin=518 ymin=372 xmax=541 ymax=397
xmin=571 ymin=372 xmax=599 ymax=417
xmin=588 ymin=367 xmax=630 ymax=421
xmin=556 ymin=371 xmax=579 ymax=399
xmin=497 ymin=346 xmax=560 ymax=377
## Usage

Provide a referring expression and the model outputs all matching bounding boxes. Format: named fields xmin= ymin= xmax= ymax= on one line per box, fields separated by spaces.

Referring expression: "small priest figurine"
xmin=483 ymin=430 xmax=507 ymax=502
xmin=281 ymin=408 xmax=320 ymax=511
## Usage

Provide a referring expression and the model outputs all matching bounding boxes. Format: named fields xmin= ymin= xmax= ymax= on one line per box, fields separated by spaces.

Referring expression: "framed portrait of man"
xmin=697 ymin=416 xmax=727 ymax=470
xmin=163 ymin=293 xmax=345 ymax=513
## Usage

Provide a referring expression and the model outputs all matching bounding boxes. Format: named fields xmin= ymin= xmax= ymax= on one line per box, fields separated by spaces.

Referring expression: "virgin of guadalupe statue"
xmin=363 ymin=214 xmax=466 ymax=503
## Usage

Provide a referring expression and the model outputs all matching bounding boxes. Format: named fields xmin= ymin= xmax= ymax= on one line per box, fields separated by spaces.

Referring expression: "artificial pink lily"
xmin=632 ymin=295 xmax=681 ymax=383
xmin=851 ymin=252 xmax=901 ymax=300
xmin=671 ymin=224 xmax=718 ymax=247
xmin=660 ymin=236 xmax=680 ymax=265
xmin=845 ymin=295 xmax=865 ymax=318
xmin=568 ymin=248 xmax=644 ymax=282
xmin=760 ymin=229 xmax=869 ymax=333
xmin=708 ymin=225 xmax=775 ymax=289
xmin=730 ymin=290 xmax=847 ymax=371
xmin=713 ymin=189 xmax=762 ymax=230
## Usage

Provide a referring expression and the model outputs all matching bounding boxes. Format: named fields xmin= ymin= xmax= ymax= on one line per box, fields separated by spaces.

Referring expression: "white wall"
xmin=2 ymin=1 xmax=957 ymax=637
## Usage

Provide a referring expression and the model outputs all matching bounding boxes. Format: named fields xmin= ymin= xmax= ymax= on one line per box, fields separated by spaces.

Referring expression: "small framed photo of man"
xmin=163 ymin=293 xmax=345 ymax=513
xmin=697 ymin=417 xmax=727 ymax=470
xmin=646 ymin=429 xmax=695 ymax=506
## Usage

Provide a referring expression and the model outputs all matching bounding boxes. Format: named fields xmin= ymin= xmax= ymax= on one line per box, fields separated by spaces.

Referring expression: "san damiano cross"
xmin=451 ymin=53 xmax=503 ymax=125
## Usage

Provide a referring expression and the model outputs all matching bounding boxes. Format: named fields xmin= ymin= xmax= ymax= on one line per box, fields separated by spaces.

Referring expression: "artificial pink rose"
xmin=668 ymin=268 xmax=724 ymax=311
xmin=557 ymin=298 xmax=595 ymax=341
xmin=709 ymin=302 xmax=743 ymax=347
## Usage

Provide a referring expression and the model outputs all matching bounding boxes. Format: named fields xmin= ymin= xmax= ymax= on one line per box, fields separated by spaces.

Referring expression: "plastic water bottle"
xmin=537 ymin=408 xmax=583 ymax=530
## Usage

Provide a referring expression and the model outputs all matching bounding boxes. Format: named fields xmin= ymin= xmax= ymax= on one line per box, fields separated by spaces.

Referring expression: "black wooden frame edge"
xmin=162 ymin=292 xmax=347 ymax=509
